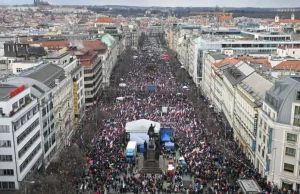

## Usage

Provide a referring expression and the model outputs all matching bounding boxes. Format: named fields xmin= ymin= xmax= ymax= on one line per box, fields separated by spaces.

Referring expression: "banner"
xmin=73 ymin=81 xmax=79 ymax=114
xmin=162 ymin=107 xmax=168 ymax=113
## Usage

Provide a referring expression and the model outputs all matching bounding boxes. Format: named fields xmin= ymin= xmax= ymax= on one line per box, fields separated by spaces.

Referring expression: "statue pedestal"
xmin=148 ymin=139 xmax=156 ymax=150
xmin=141 ymin=139 xmax=162 ymax=174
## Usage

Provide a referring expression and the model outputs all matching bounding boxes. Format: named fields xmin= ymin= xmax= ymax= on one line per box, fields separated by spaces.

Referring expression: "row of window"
xmin=84 ymin=63 xmax=101 ymax=74
xmin=0 ymin=125 xmax=9 ymax=133
xmin=260 ymin=115 xmax=298 ymax=143
xmin=44 ymin=134 xmax=55 ymax=154
xmin=12 ymin=94 xmax=30 ymax=110
xmin=0 ymin=155 xmax=12 ymax=162
xmin=43 ymin=124 xmax=54 ymax=139
xmin=0 ymin=140 xmax=11 ymax=147
xmin=13 ymin=105 xmax=38 ymax=131
xmin=20 ymin=143 xmax=41 ymax=173
xmin=42 ymin=102 xmax=53 ymax=117
xmin=0 ymin=169 xmax=14 ymax=176
xmin=257 ymin=144 xmax=265 ymax=159
xmin=18 ymin=131 xmax=40 ymax=159
xmin=0 ymin=182 xmax=15 ymax=190
xmin=17 ymin=119 xmax=39 ymax=145
xmin=258 ymin=130 xmax=266 ymax=144
xmin=75 ymin=69 xmax=83 ymax=79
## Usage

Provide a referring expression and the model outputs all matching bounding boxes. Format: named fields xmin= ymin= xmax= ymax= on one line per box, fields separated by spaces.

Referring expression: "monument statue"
xmin=147 ymin=124 xmax=155 ymax=140
xmin=141 ymin=123 xmax=162 ymax=174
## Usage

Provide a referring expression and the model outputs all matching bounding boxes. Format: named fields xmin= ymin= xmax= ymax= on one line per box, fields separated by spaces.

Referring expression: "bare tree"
xmin=138 ymin=32 xmax=146 ymax=48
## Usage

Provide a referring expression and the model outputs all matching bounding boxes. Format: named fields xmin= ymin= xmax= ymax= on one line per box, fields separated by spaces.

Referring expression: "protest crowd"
xmin=73 ymin=37 xmax=288 ymax=194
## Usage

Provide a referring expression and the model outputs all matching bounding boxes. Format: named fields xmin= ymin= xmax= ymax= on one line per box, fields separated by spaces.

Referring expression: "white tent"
xmin=119 ymin=83 xmax=127 ymax=87
xmin=130 ymin=133 xmax=149 ymax=144
xmin=125 ymin=119 xmax=161 ymax=134
xmin=182 ymin=86 xmax=188 ymax=89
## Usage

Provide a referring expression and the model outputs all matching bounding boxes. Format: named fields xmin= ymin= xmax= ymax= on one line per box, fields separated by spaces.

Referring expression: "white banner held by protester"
xmin=162 ymin=106 xmax=168 ymax=113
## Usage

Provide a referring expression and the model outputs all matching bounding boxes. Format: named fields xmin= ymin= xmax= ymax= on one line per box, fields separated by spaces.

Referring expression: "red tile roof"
xmin=273 ymin=60 xmax=300 ymax=71
xmin=238 ymin=56 xmax=272 ymax=69
xmin=82 ymin=40 xmax=107 ymax=51
xmin=96 ymin=17 xmax=113 ymax=23
xmin=24 ymin=40 xmax=107 ymax=52
xmin=214 ymin=57 xmax=240 ymax=68
xmin=24 ymin=41 xmax=69 ymax=50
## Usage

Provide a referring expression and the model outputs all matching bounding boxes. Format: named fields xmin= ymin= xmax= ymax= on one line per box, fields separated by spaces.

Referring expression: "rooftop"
xmin=242 ymin=30 xmax=290 ymax=36
xmin=0 ymin=85 xmax=17 ymax=100
xmin=96 ymin=17 xmax=113 ymax=23
xmin=214 ymin=57 xmax=240 ymax=68
xmin=239 ymin=72 xmax=273 ymax=106
xmin=45 ymin=51 xmax=69 ymax=59
xmin=209 ymin=52 xmax=226 ymax=61
xmin=20 ymin=62 xmax=65 ymax=89
xmin=265 ymin=77 xmax=300 ymax=124
xmin=273 ymin=60 xmax=300 ymax=71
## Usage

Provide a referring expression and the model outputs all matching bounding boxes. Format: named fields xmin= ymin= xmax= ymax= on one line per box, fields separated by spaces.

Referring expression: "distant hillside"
xmin=89 ymin=5 xmax=300 ymax=19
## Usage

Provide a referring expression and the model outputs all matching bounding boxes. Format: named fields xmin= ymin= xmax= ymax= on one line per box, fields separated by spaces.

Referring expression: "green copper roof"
xmin=101 ymin=33 xmax=115 ymax=47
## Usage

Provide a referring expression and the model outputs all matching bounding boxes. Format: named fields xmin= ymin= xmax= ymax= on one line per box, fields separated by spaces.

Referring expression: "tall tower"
xmin=275 ymin=14 xmax=280 ymax=23
xmin=291 ymin=13 xmax=295 ymax=20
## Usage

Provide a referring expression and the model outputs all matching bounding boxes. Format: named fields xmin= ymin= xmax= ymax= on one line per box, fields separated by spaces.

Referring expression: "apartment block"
xmin=0 ymin=83 xmax=42 ymax=190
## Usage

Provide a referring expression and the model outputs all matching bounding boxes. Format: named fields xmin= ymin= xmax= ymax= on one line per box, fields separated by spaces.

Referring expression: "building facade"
xmin=71 ymin=48 xmax=102 ymax=107
xmin=257 ymin=77 xmax=300 ymax=191
xmin=44 ymin=50 xmax=85 ymax=125
xmin=101 ymin=34 xmax=118 ymax=87
xmin=0 ymin=84 xmax=41 ymax=190
xmin=234 ymin=73 xmax=273 ymax=164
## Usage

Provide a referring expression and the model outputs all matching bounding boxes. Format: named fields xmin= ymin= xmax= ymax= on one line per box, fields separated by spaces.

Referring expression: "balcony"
xmin=7 ymin=97 xmax=35 ymax=118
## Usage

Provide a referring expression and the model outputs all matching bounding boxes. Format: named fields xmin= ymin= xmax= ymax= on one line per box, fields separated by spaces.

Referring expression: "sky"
xmin=1 ymin=0 xmax=300 ymax=8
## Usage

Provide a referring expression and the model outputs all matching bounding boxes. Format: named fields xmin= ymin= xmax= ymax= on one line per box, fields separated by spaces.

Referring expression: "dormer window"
xmin=297 ymin=91 xmax=300 ymax=101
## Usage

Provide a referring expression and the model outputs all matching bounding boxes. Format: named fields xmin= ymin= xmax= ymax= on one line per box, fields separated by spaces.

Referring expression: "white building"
xmin=100 ymin=34 xmax=119 ymax=87
xmin=44 ymin=51 xmax=85 ymax=124
xmin=222 ymin=62 xmax=255 ymax=127
xmin=234 ymin=72 xmax=273 ymax=163
xmin=201 ymin=52 xmax=227 ymax=102
xmin=149 ymin=23 xmax=163 ymax=37
xmin=5 ymin=76 xmax=56 ymax=169
xmin=0 ymin=83 xmax=42 ymax=190
xmin=257 ymin=77 xmax=300 ymax=191
xmin=9 ymin=60 xmax=44 ymax=75
xmin=21 ymin=63 xmax=74 ymax=152
xmin=277 ymin=46 xmax=300 ymax=59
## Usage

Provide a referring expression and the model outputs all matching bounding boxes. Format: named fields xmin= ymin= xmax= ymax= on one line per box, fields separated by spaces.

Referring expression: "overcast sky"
xmin=1 ymin=0 xmax=300 ymax=8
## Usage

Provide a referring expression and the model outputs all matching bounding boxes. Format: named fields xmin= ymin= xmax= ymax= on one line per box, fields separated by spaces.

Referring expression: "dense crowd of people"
xmin=73 ymin=37 xmax=291 ymax=194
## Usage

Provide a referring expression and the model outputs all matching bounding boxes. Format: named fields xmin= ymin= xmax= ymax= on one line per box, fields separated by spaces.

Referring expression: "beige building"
xmin=234 ymin=72 xmax=273 ymax=163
